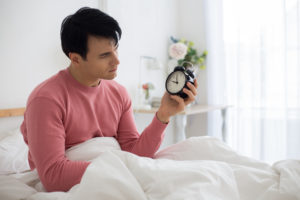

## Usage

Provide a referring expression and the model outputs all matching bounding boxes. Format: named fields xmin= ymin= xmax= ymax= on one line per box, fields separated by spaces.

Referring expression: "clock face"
xmin=166 ymin=71 xmax=186 ymax=94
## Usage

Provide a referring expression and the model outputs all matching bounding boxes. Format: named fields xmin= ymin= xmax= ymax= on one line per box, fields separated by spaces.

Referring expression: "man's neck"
xmin=68 ymin=65 xmax=100 ymax=87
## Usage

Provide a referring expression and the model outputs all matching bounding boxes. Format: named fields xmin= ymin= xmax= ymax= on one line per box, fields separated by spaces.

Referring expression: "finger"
xmin=186 ymin=82 xmax=197 ymax=96
xmin=183 ymin=88 xmax=195 ymax=104
xmin=163 ymin=91 xmax=170 ymax=98
xmin=194 ymin=79 xmax=198 ymax=89
xmin=170 ymin=95 xmax=185 ymax=107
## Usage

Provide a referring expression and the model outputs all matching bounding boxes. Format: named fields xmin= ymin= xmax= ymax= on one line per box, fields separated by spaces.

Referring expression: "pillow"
xmin=0 ymin=128 xmax=19 ymax=141
xmin=0 ymin=129 xmax=30 ymax=175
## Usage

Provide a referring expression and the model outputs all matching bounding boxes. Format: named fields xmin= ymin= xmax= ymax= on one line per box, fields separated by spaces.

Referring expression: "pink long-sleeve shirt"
xmin=20 ymin=68 xmax=167 ymax=192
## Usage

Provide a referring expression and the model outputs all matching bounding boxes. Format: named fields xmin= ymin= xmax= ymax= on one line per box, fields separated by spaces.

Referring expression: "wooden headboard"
xmin=0 ymin=107 xmax=26 ymax=118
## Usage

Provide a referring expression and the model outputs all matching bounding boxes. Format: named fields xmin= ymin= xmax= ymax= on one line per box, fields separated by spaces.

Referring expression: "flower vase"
xmin=143 ymin=91 xmax=152 ymax=107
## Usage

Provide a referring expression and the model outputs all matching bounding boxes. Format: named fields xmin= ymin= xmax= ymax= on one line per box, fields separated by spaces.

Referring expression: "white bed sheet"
xmin=0 ymin=136 xmax=299 ymax=200
xmin=0 ymin=128 xmax=30 ymax=175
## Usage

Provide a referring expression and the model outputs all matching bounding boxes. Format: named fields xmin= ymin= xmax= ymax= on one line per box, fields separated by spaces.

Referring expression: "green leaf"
xmin=200 ymin=65 xmax=206 ymax=69
xmin=178 ymin=59 xmax=184 ymax=65
xmin=198 ymin=57 xmax=204 ymax=64
xmin=188 ymin=41 xmax=194 ymax=47
xmin=179 ymin=38 xmax=186 ymax=43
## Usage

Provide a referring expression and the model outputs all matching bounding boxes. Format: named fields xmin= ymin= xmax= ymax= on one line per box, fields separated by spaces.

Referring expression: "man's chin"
xmin=105 ymin=73 xmax=117 ymax=80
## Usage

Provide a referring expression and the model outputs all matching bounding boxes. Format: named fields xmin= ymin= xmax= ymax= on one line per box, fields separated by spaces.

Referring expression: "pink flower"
xmin=169 ymin=42 xmax=188 ymax=60
xmin=142 ymin=83 xmax=154 ymax=100
xmin=142 ymin=84 xmax=148 ymax=90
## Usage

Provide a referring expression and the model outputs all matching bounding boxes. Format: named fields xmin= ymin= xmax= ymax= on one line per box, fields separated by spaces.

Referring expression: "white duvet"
xmin=0 ymin=136 xmax=299 ymax=200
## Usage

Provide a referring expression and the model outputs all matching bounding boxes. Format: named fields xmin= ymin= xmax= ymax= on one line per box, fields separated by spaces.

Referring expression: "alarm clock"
xmin=165 ymin=66 xmax=195 ymax=98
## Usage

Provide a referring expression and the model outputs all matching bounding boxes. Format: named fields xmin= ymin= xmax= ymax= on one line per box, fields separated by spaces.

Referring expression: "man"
xmin=20 ymin=7 xmax=197 ymax=192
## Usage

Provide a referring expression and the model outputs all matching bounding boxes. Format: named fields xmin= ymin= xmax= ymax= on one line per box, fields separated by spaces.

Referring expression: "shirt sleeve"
xmin=116 ymin=89 xmax=168 ymax=158
xmin=25 ymin=97 xmax=90 ymax=192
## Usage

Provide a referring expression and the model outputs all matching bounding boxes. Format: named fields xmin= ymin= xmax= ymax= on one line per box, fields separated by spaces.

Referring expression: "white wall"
xmin=177 ymin=0 xmax=208 ymax=138
xmin=104 ymin=0 xmax=180 ymax=101
xmin=0 ymin=0 xmax=99 ymax=108
xmin=0 ymin=0 xmax=99 ymax=132
xmin=0 ymin=0 xmax=208 ymax=147
xmin=103 ymin=0 xmax=209 ymax=144
xmin=101 ymin=0 xmax=181 ymax=148
xmin=0 ymin=0 xmax=182 ymax=146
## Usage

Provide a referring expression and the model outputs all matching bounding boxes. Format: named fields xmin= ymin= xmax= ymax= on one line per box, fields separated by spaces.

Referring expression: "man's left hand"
xmin=156 ymin=79 xmax=198 ymax=123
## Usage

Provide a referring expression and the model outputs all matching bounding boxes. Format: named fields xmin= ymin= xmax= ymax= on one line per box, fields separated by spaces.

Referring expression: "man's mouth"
xmin=109 ymin=67 xmax=117 ymax=72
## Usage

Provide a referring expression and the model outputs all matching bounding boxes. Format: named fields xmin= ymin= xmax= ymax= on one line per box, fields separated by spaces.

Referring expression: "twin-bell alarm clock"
xmin=165 ymin=66 xmax=195 ymax=98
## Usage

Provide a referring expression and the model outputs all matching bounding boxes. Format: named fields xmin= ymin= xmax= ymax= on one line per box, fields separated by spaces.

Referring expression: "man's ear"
xmin=69 ymin=52 xmax=82 ymax=66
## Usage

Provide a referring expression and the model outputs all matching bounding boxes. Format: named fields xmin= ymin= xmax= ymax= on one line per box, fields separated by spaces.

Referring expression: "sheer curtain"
xmin=204 ymin=0 xmax=300 ymax=163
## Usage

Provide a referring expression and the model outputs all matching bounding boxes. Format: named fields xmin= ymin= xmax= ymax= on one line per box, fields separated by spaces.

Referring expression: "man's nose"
xmin=111 ymin=52 xmax=120 ymax=66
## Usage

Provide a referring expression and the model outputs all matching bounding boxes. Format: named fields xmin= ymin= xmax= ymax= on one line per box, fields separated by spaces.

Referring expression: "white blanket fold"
xmin=1 ymin=136 xmax=299 ymax=200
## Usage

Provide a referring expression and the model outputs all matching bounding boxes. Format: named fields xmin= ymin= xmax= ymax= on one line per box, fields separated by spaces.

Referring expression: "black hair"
xmin=60 ymin=7 xmax=122 ymax=59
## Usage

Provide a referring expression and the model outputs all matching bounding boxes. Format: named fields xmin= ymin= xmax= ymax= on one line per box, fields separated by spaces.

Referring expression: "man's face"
xmin=80 ymin=35 xmax=120 ymax=80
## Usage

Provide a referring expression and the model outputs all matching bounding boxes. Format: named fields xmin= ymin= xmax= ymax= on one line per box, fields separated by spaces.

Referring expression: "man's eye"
xmin=99 ymin=53 xmax=110 ymax=58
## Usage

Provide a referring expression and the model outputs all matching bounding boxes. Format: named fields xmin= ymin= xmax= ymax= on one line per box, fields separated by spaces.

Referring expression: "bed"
xmin=0 ymin=108 xmax=299 ymax=200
